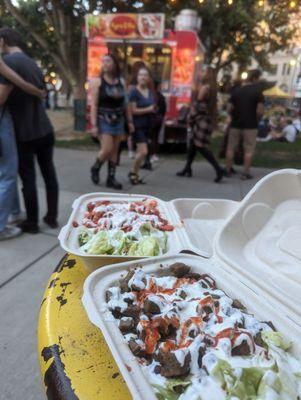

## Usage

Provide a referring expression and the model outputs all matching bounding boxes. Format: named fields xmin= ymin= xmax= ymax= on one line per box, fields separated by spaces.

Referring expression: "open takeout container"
xmin=58 ymin=192 xmax=238 ymax=271
xmin=82 ymin=169 xmax=301 ymax=399
xmin=215 ymin=168 xmax=301 ymax=322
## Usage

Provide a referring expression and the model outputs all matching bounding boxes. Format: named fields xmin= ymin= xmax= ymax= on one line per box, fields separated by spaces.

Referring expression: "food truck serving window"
xmin=106 ymin=43 xmax=172 ymax=89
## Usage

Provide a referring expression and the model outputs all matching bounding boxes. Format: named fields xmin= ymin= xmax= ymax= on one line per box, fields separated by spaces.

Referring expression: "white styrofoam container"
xmin=82 ymin=253 xmax=301 ymax=400
xmin=172 ymin=198 xmax=238 ymax=257
xmin=59 ymin=192 xmax=238 ymax=271
xmin=58 ymin=192 xmax=186 ymax=271
xmin=215 ymin=169 xmax=301 ymax=323
xmin=81 ymin=170 xmax=301 ymax=399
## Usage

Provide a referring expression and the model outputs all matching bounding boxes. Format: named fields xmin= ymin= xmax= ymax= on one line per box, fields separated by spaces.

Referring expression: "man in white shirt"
xmin=282 ymin=120 xmax=298 ymax=143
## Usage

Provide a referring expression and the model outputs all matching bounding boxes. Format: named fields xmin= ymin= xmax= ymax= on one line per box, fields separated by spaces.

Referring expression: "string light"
xmin=228 ymin=0 xmax=233 ymax=4
xmin=290 ymin=1 xmax=296 ymax=7
xmin=258 ymin=0 xmax=264 ymax=6
xmin=198 ymin=0 xmax=204 ymax=3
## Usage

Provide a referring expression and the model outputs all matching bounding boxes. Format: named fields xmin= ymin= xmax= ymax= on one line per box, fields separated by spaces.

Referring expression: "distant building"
xmin=219 ymin=49 xmax=301 ymax=97
xmin=259 ymin=49 xmax=301 ymax=96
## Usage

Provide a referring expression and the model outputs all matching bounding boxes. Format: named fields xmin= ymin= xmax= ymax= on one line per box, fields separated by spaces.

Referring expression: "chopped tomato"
xmin=72 ymin=220 xmax=79 ymax=228
xmin=97 ymin=200 xmax=111 ymax=206
xmin=161 ymin=225 xmax=174 ymax=232
xmin=87 ymin=202 xmax=96 ymax=212
xmin=162 ymin=340 xmax=177 ymax=352
xmin=215 ymin=328 xmax=235 ymax=341
xmin=84 ymin=221 xmax=97 ymax=228
xmin=199 ymin=295 xmax=213 ymax=307
xmin=145 ymin=328 xmax=160 ymax=354
xmin=178 ymin=317 xmax=203 ymax=347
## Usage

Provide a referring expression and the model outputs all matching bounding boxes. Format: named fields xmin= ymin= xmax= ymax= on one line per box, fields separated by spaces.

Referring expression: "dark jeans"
xmin=17 ymin=134 xmax=59 ymax=225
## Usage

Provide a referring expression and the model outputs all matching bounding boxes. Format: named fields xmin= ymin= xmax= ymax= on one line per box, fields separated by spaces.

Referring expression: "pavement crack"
xmin=0 ymin=243 xmax=60 ymax=289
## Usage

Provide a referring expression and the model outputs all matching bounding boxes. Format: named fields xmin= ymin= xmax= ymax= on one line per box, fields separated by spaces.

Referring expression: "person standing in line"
xmin=127 ymin=61 xmax=147 ymax=160
xmin=177 ymin=67 xmax=224 ymax=183
xmin=90 ymin=54 xmax=134 ymax=189
xmin=226 ymin=69 xmax=264 ymax=180
xmin=128 ymin=67 xmax=156 ymax=185
xmin=141 ymin=79 xmax=166 ymax=169
xmin=0 ymin=54 xmax=45 ymax=240
xmin=0 ymin=28 xmax=59 ymax=234
xmin=149 ymin=80 xmax=166 ymax=163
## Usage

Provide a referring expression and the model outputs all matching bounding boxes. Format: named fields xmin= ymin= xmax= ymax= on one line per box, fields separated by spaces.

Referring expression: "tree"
xmin=1 ymin=0 xmax=297 ymax=98
xmin=3 ymin=0 xmax=89 ymax=100
xmin=167 ymin=0 xmax=296 ymax=74
xmin=0 ymin=2 xmax=56 ymax=77
xmin=1 ymin=0 xmax=170 ymax=100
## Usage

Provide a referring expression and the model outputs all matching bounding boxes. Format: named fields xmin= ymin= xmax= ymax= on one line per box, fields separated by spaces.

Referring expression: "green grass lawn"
xmin=211 ymin=137 xmax=301 ymax=169
xmin=55 ymin=135 xmax=301 ymax=170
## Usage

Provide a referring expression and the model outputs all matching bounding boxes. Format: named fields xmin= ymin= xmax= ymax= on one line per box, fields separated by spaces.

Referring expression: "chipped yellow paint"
xmin=38 ymin=254 xmax=131 ymax=399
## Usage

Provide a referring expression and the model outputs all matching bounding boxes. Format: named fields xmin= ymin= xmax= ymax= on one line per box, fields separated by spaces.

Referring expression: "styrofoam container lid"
xmin=215 ymin=169 xmax=301 ymax=325
xmin=171 ymin=198 xmax=238 ymax=257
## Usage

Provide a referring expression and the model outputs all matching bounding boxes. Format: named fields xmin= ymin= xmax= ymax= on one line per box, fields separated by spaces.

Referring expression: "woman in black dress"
xmin=177 ymin=67 xmax=224 ymax=183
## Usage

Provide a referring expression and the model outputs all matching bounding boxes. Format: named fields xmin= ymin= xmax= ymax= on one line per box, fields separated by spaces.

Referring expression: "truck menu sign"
xmin=86 ymin=14 xmax=165 ymax=40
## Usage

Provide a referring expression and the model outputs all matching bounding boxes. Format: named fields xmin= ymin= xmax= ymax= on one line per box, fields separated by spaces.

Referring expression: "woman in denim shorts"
xmin=90 ymin=54 xmax=134 ymax=190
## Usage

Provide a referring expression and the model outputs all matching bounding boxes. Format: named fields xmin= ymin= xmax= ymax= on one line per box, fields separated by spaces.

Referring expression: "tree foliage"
xmin=167 ymin=0 xmax=296 ymax=72
xmin=0 ymin=0 xmax=297 ymax=98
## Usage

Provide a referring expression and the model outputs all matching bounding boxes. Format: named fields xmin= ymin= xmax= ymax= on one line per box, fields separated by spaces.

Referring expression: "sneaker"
xmin=0 ymin=226 xmax=22 ymax=241
xmin=43 ymin=216 xmax=59 ymax=229
xmin=128 ymin=151 xmax=135 ymax=159
xmin=8 ymin=211 xmax=26 ymax=225
xmin=151 ymin=155 xmax=159 ymax=163
xmin=240 ymin=173 xmax=254 ymax=181
xmin=18 ymin=220 xmax=40 ymax=234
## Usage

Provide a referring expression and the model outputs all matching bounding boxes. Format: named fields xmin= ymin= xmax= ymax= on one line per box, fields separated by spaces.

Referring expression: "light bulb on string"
xmin=228 ymin=0 xmax=233 ymax=5
xmin=290 ymin=0 xmax=296 ymax=7
xmin=258 ymin=0 xmax=264 ymax=6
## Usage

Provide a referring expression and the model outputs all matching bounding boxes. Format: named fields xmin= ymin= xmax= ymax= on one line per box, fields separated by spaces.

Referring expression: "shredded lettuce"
xmin=166 ymin=379 xmax=191 ymax=393
xmin=211 ymin=336 xmax=301 ymax=400
xmin=139 ymin=222 xmax=153 ymax=236
xmin=128 ymin=242 xmax=139 ymax=256
xmin=153 ymin=379 xmax=191 ymax=400
xmin=112 ymin=230 xmax=124 ymax=242
xmin=79 ymin=220 xmax=168 ymax=256
xmin=78 ymin=227 xmax=93 ymax=247
xmin=135 ymin=237 xmax=160 ymax=257
xmin=262 ymin=331 xmax=292 ymax=351
xmin=211 ymin=359 xmax=281 ymax=400
xmin=83 ymin=231 xmax=114 ymax=255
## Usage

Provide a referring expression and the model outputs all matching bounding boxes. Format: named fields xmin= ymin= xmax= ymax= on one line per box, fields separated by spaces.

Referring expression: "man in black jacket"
xmin=0 ymin=28 xmax=59 ymax=233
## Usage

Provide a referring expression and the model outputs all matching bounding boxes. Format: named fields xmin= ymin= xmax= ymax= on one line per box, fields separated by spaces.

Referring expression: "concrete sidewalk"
xmin=0 ymin=147 xmax=273 ymax=400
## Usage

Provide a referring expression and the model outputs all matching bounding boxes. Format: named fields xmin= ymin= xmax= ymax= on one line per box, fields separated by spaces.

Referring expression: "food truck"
xmin=85 ymin=10 xmax=205 ymax=142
